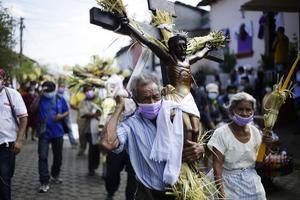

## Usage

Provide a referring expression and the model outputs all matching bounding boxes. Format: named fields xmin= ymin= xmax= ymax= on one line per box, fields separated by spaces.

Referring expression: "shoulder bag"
xmin=4 ymin=87 xmax=20 ymax=127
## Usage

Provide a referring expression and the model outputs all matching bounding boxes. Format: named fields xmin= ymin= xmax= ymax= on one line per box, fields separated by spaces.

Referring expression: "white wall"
xmin=209 ymin=0 xmax=299 ymax=69
xmin=116 ymin=50 xmax=134 ymax=70
xmin=116 ymin=46 xmax=154 ymax=73
xmin=284 ymin=12 xmax=300 ymax=47
xmin=209 ymin=0 xmax=263 ymax=69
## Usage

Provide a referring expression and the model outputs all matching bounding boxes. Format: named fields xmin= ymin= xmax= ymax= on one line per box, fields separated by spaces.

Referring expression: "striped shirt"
xmin=114 ymin=112 xmax=167 ymax=191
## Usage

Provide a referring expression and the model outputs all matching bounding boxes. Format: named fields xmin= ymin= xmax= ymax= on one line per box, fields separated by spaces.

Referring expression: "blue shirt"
xmin=115 ymin=112 xmax=167 ymax=191
xmin=38 ymin=95 xmax=68 ymax=138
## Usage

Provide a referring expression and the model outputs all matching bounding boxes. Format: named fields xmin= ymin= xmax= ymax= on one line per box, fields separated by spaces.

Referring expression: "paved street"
xmin=11 ymin=121 xmax=300 ymax=200
xmin=11 ymin=138 xmax=126 ymax=200
xmin=265 ymin=120 xmax=300 ymax=200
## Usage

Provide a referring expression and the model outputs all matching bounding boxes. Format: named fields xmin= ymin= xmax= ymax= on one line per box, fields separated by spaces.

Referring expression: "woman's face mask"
xmin=86 ymin=90 xmax=95 ymax=99
xmin=232 ymin=113 xmax=254 ymax=126
xmin=29 ymin=90 xmax=35 ymax=96
xmin=43 ymin=91 xmax=56 ymax=99
xmin=208 ymin=92 xmax=218 ymax=100
xmin=57 ymin=87 xmax=65 ymax=94
xmin=137 ymin=100 xmax=162 ymax=120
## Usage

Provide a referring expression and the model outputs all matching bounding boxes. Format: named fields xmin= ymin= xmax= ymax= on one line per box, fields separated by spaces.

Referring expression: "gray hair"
xmin=130 ymin=73 xmax=160 ymax=101
xmin=225 ymin=92 xmax=256 ymax=111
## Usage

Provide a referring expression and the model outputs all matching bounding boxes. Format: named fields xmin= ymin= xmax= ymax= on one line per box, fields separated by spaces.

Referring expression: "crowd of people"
xmin=0 ymin=55 xmax=299 ymax=200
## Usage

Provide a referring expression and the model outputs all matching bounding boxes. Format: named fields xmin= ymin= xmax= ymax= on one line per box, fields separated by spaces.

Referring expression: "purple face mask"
xmin=86 ymin=90 xmax=95 ymax=99
xmin=232 ymin=113 xmax=254 ymax=126
xmin=138 ymin=100 xmax=162 ymax=120
xmin=57 ymin=87 xmax=65 ymax=94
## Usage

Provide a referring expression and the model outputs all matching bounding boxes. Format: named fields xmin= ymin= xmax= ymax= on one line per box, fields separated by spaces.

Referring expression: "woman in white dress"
xmin=207 ymin=92 xmax=273 ymax=200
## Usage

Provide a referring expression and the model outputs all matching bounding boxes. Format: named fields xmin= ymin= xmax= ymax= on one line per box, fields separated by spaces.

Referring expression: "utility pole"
xmin=19 ymin=17 xmax=25 ymax=68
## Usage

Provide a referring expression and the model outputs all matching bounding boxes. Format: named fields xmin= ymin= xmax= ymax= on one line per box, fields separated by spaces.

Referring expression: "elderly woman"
xmin=207 ymin=92 xmax=273 ymax=199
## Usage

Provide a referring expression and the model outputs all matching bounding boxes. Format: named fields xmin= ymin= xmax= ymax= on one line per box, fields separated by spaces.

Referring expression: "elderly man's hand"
xmin=115 ymin=96 xmax=125 ymax=110
xmin=182 ymin=140 xmax=205 ymax=163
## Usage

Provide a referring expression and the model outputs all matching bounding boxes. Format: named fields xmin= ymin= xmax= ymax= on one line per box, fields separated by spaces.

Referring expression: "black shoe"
xmin=77 ymin=151 xmax=84 ymax=156
xmin=50 ymin=177 xmax=63 ymax=184
xmin=105 ymin=194 xmax=114 ymax=200
xmin=88 ymin=170 xmax=95 ymax=176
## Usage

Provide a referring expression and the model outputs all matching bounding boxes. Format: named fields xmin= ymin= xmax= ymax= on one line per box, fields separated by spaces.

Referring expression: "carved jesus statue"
xmin=118 ymin=15 xmax=216 ymax=142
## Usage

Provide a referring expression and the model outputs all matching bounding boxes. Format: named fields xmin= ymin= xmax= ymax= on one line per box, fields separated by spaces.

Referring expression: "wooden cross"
xmin=90 ymin=0 xmax=224 ymax=84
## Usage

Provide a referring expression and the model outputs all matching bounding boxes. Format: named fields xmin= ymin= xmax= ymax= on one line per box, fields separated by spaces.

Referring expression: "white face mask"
xmin=43 ymin=91 xmax=56 ymax=98
xmin=227 ymin=93 xmax=235 ymax=100
xmin=29 ymin=90 xmax=35 ymax=95
xmin=265 ymin=87 xmax=272 ymax=93
xmin=208 ymin=92 xmax=218 ymax=100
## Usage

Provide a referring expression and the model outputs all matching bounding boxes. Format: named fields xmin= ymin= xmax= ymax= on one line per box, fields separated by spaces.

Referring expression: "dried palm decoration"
xmin=187 ymin=31 xmax=227 ymax=55
xmin=167 ymin=132 xmax=221 ymax=200
xmin=256 ymin=53 xmax=300 ymax=162
xmin=168 ymin=163 xmax=220 ymax=200
xmin=67 ymin=59 xmax=122 ymax=93
xmin=96 ymin=0 xmax=127 ymax=16
xmin=151 ymin=9 xmax=174 ymax=47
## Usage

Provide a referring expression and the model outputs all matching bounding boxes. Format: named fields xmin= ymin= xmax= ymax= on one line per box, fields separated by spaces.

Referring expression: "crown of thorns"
xmin=174 ymin=30 xmax=188 ymax=38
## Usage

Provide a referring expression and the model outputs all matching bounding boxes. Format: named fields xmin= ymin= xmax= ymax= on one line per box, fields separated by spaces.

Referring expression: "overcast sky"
xmin=2 ymin=0 xmax=203 ymax=69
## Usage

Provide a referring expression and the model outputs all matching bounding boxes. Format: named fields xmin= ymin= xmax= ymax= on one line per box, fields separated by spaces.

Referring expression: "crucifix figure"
xmin=118 ymin=15 xmax=215 ymax=141
xmin=90 ymin=0 xmax=226 ymax=143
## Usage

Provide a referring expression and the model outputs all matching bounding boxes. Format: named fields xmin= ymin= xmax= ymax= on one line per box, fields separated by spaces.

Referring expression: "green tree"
xmin=0 ymin=1 xmax=18 ymax=73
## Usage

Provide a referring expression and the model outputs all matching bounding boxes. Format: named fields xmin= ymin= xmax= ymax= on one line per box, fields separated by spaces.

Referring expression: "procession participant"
xmin=101 ymin=74 xmax=205 ymax=200
xmin=272 ymin=26 xmax=289 ymax=76
xmin=32 ymin=80 xmax=69 ymax=193
xmin=115 ymin=17 xmax=225 ymax=187
xmin=116 ymin=15 xmax=226 ymax=145
xmin=0 ymin=68 xmax=28 ymax=200
xmin=103 ymin=76 xmax=138 ymax=200
xmin=79 ymin=86 xmax=101 ymax=176
xmin=57 ymin=80 xmax=78 ymax=147
xmin=21 ymin=81 xmax=38 ymax=141
xmin=207 ymin=92 xmax=274 ymax=199
xmin=70 ymin=87 xmax=87 ymax=156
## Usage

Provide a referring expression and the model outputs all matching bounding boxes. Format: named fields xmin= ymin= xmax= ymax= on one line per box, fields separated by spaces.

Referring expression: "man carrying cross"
xmin=96 ymin=0 xmax=226 ymax=198
xmin=101 ymin=73 xmax=205 ymax=199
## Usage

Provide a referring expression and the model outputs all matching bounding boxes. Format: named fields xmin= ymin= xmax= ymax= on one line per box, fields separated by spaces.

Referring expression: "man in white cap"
xmin=205 ymin=83 xmax=228 ymax=129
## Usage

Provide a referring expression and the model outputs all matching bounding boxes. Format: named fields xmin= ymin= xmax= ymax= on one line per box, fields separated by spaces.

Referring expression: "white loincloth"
xmin=150 ymin=93 xmax=199 ymax=185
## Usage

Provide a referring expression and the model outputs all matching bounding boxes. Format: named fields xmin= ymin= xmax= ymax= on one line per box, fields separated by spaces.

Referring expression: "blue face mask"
xmin=43 ymin=91 xmax=56 ymax=98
